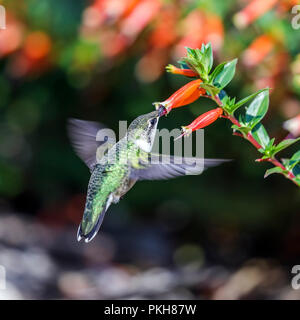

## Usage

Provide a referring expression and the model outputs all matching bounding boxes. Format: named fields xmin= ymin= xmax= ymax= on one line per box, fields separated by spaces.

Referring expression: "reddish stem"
xmin=233 ymin=132 xmax=243 ymax=137
xmin=269 ymin=158 xmax=286 ymax=171
xmin=246 ymin=132 xmax=262 ymax=149
xmin=227 ymin=115 xmax=240 ymax=127
xmin=214 ymin=95 xmax=223 ymax=106
xmin=269 ymin=158 xmax=296 ymax=179
xmin=211 ymin=95 xmax=298 ymax=186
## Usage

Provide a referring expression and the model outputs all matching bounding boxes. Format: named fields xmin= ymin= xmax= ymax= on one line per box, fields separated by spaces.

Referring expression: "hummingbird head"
xmin=128 ymin=109 xmax=162 ymax=152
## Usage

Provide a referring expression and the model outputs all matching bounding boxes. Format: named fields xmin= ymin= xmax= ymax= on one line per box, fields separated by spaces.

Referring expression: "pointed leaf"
xmin=266 ymin=137 xmax=275 ymax=150
xmin=272 ymin=137 xmax=300 ymax=156
xmin=209 ymin=62 xmax=226 ymax=82
xmin=200 ymin=83 xmax=220 ymax=96
xmin=245 ymin=90 xmax=269 ymax=128
xmin=283 ymin=151 xmax=300 ymax=170
xmin=213 ymin=59 xmax=237 ymax=89
xmin=231 ymin=124 xmax=251 ymax=135
xmin=230 ymin=89 xmax=269 ymax=114
xmin=186 ymin=47 xmax=197 ymax=59
xmin=184 ymin=47 xmax=212 ymax=80
xmin=292 ymin=163 xmax=300 ymax=177
xmin=231 ymin=124 xmax=240 ymax=131
xmin=177 ymin=60 xmax=190 ymax=69
xmin=290 ymin=160 xmax=300 ymax=170
xmin=251 ymin=123 xmax=270 ymax=149
xmin=264 ymin=167 xmax=284 ymax=178
xmin=204 ymin=43 xmax=213 ymax=73
xmin=290 ymin=150 xmax=300 ymax=162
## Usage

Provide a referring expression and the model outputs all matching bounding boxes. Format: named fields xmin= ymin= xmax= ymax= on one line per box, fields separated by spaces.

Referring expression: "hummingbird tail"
xmin=77 ymin=209 xmax=107 ymax=243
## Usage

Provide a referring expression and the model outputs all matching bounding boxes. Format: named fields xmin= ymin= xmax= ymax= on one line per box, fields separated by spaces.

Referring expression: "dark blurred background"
xmin=0 ymin=0 xmax=300 ymax=299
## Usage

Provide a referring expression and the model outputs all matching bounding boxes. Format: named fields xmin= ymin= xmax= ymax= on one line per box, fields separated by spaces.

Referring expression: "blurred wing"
xmin=68 ymin=118 xmax=115 ymax=170
xmin=131 ymin=154 xmax=229 ymax=181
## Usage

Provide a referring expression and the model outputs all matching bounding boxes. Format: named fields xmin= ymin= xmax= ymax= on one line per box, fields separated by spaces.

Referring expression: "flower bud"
xmin=166 ymin=64 xmax=198 ymax=77
xmin=175 ymin=107 xmax=223 ymax=140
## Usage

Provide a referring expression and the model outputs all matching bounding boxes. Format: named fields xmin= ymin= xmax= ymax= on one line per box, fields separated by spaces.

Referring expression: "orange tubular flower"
xmin=149 ymin=7 xmax=178 ymax=49
xmin=120 ymin=0 xmax=161 ymax=40
xmin=176 ymin=107 xmax=223 ymax=139
xmin=233 ymin=0 xmax=279 ymax=29
xmin=242 ymin=34 xmax=275 ymax=67
xmin=166 ymin=64 xmax=198 ymax=78
xmin=154 ymin=79 xmax=206 ymax=113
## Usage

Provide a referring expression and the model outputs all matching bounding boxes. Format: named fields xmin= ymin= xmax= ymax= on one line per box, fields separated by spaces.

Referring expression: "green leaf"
xmin=260 ymin=138 xmax=275 ymax=158
xmin=264 ymin=167 xmax=284 ymax=178
xmin=183 ymin=48 xmax=204 ymax=76
xmin=251 ymin=123 xmax=270 ymax=149
xmin=186 ymin=47 xmax=197 ymax=59
xmin=221 ymin=95 xmax=236 ymax=114
xmin=290 ymin=150 xmax=300 ymax=162
xmin=200 ymin=83 xmax=220 ymax=96
xmin=213 ymin=59 xmax=237 ymax=89
xmin=203 ymin=43 xmax=213 ymax=74
xmin=290 ymin=160 xmax=300 ymax=170
xmin=272 ymin=137 xmax=300 ymax=156
xmin=229 ymin=88 xmax=269 ymax=114
xmin=282 ymin=151 xmax=300 ymax=170
xmin=177 ymin=60 xmax=190 ymax=69
xmin=231 ymin=124 xmax=240 ymax=131
xmin=231 ymin=124 xmax=251 ymax=135
xmin=209 ymin=62 xmax=226 ymax=83
xmin=183 ymin=46 xmax=213 ymax=81
xmin=266 ymin=138 xmax=275 ymax=150
xmin=292 ymin=163 xmax=300 ymax=176
xmin=244 ymin=90 xmax=269 ymax=129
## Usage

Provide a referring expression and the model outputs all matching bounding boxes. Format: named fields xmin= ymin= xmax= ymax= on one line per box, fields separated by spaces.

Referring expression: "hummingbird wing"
xmin=68 ymin=118 xmax=116 ymax=170
xmin=131 ymin=154 xmax=229 ymax=180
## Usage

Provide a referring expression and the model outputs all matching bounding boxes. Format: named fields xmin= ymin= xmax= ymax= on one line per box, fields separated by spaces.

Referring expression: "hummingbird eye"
xmin=149 ymin=118 xmax=157 ymax=127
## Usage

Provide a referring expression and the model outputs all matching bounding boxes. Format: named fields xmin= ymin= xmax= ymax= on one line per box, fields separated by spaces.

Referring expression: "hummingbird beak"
xmin=174 ymin=132 xmax=185 ymax=141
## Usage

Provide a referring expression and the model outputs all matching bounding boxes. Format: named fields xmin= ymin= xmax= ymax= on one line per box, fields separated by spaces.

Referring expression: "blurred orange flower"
xmin=243 ymin=34 xmax=275 ymax=67
xmin=234 ymin=0 xmax=279 ymax=29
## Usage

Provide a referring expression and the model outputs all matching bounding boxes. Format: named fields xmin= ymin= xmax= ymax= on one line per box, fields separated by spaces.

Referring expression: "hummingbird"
xmin=68 ymin=109 xmax=225 ymax=243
